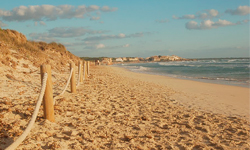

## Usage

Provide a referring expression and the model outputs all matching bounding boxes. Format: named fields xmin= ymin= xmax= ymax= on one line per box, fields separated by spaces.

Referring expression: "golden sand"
xmin=0 ymin=65 xmax=249 ymax=149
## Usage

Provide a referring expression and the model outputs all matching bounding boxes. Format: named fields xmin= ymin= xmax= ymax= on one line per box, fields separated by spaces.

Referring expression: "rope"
xmin=59 ymin=68 xmax=73 ymax=96
xmin=5 ymin=63 xmax=90 ymax=149
xmin=6 ymin=73 xmax=48 ymax=150
xmin=53 ymin=68 xmax=73 ymax=105
xmin=76 ymin=64 xmax=81 ymax=87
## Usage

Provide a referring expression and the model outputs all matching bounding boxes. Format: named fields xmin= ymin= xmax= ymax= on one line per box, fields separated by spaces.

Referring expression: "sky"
xmin=0 ymin=0 xmax=249 ymax=58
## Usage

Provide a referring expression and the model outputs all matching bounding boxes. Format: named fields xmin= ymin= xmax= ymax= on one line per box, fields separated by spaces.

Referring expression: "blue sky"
xmin=0 ymin=0 xmax=249 ymax=58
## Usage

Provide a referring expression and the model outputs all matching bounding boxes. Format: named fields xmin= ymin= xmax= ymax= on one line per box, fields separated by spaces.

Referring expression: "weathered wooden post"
xmin=87 ymin=61 xmax=90 ymax=76
xmin=84 ymin=61 xmax=88 ymax=79
xmin=40 ymin=65 xmax=55 ymax=122
xmin=79 ymin=61 xmax=83 ymax=82
xmin=70 ymin=62 xmax=76 ymax=93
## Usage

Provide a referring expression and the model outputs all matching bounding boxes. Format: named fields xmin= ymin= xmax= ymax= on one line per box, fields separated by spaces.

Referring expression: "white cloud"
xmin=213 ymin=19 xmax=235 ymax=27
xmin=185 ymin=21 xmax=198 ymax=29
xmin=186 ymin=19 xmax=236 ymax=30
xmin=0 ymin=10 xmax=11 ymax=16
xmin=197 ymin=9 xmax=219 ymax=19
xmin=90 ymin=16 xmax=100 ymax=20
xmin=183 ymin=14 xmax=196 ymax=19
xmin=196 ymin=20 xmax=214 ymax=29
xmin=34 ymin=21 xmax=46 ymax=26
xmin=40 ymin=21 xmax=46 ymax=26
xmin=96 ymin=43 xmax=105 ymax=49
xmin=225 ymin=5 xmax=250 ymax=16
xmin=197 ymin=13 xmax=208 ymax=19
xmin=0 ymin=4 xmax=117 ymax=22
xmin=0 ymin=20 xmax=7 ymax=27
xmin=243 ymin=19 xmax=250 ymax=23
xmin=208 ymin=9 xmax=219 ymax=17
xmin=79 ymin=32 xmax=150 ymax=51
xmin=173 ymin=14 xmax=195 ymax=19
xmin=174 ymin=9 xmax=219 ymax=20
xmin=48 ymin=27 xmax=107 ymax=37
xmin=118 ymin=33 xmax=126 ymax=38
xmin=88 ymin=5 xmax=99 ymax=11
xmin=107 ymin=43 xmax=130 ymax=49
xmin=128 ymin=32 xmax=150 ymax=37
xmin=29 ymin=27 xmax=108 ymax=42
xmin=84 ymin=33 xmax=125 ymax=41
xmin=172 ymin=15 xmax=179 ymax=19
xmin=83 ymin=32 xmax=150 ymax=42
xmin=96 ymin=43 xmax=131 ymax=49
xmin=29 ymin=32 xmax=57 ymax=42
xmin=82 ymin=41 xmax=102 ymax=50
xmin=101 ymin=6 xmax=118 ymax=12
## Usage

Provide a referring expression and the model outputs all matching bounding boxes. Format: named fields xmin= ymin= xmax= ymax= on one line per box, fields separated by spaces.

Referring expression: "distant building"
xmin=169 ymin=55 xmax=181 ymax=61
xmin=122 ymin=57 xmax=127 ymax=61
xmin=146 ymin=55 xmax=183 ymax=61
xmin=138 ymin=57 xmax=145 ymax=61
xmin=115 ymin=57 xmax=123 ymax=62
xmin=145 ymin=57 xmax=150 ymax=61
xmin=101 ymin=58 xmax=112 ymax=65
xmin=150 ymin=56 xmax=160 ymax=61
xmin=128 ymin=57 xmax=139 ymax=61
xmin=159 ymin=56 xmax=170 ymax=61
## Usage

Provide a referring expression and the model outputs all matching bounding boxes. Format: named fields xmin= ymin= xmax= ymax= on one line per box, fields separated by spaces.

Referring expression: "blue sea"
xmin=115 ymin=58 xmax=250 ymax=88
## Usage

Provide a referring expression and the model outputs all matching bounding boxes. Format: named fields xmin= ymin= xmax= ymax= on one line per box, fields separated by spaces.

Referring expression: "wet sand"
xmin=111 ymin=66 xmax=250 ymax=120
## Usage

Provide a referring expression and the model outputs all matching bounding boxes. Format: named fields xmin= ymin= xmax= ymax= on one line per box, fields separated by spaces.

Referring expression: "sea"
xmin=115 ymin=58 xmax=250 ymax=88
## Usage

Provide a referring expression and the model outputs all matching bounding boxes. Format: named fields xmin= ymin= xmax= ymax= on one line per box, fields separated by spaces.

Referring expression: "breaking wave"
xmin=116 ymin=58 xmax=250 ymax=87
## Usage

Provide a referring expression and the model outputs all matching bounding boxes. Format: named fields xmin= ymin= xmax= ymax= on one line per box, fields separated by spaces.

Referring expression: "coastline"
xmin=110 ymin=65 xmax=250 ymax=120
xmin=113 ymin=59 xmax=250 ymax=88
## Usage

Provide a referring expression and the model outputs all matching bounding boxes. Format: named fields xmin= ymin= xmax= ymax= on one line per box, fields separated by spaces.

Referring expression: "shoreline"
xmin=113 ymin=62 xmax=250 ymax=88
xmin=109 ymin=65 xmax=250 ymax=120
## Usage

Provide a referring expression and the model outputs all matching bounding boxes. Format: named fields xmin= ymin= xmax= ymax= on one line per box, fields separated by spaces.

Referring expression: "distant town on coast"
xmin=81 ymin=55 xmax=196 ymax=65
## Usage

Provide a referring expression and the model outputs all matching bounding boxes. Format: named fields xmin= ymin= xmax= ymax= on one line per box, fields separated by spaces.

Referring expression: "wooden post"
xmin=78 ymin=61 xmax=83 ymax=83
xmin=40 ymin=65 xmax=55 ymax=122
xmin=84 ymin=61 xmax=88 ymax=79
xmin=83 ymin=61 xmax=85 ymax=80
xmin=87 ymin=61 xmax=90 ymax=76
xmin=79 ymin=61 xmax=83 ymax=82
xmin=70 ymin=62 xmax=76 ymax=93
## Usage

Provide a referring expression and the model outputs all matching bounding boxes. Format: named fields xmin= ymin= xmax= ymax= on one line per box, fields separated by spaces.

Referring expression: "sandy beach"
xmin=111 ymin=66 xmax=250 ymax=120
xmin=0 ymin=63 xmax=250 ymax=149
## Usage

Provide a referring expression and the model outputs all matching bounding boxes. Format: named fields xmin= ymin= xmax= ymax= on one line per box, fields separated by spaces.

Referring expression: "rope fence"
xmin=59 ymin=68 xmax=74 ymax=96
xmin=53 ymin=68 xmax=73 ymax=105
xmin=4 ymin=60 xmax=91 ymax=150
xmin=6 ymin=73 xmax=48 ymax=150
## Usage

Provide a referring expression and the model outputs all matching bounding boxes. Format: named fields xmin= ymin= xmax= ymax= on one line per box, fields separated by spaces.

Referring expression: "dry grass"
xmin=0 ymin=28 xmax=68 ymax=55
xmin=0 ymin=28 xmax=83 ymax=70
xmin=0 ymin=48 xmax=10 ymax=55
xmin=1 ymin=56 xmax=10 ymax=66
